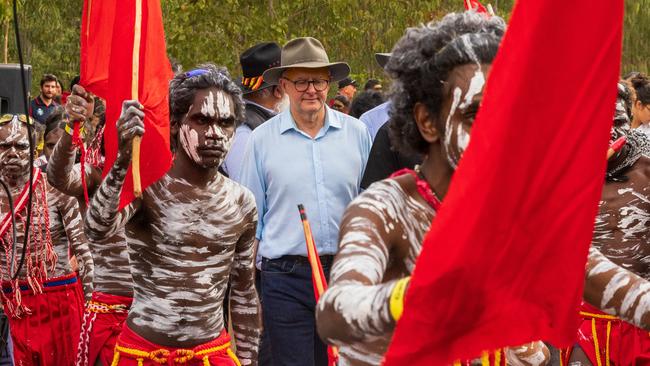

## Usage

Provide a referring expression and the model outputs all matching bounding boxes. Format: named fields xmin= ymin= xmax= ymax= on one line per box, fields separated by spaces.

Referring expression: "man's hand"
xmin=116 ymin=100 xmax=145 ymax=166
xmin=65 ymin=84 xmax=95 ymax=123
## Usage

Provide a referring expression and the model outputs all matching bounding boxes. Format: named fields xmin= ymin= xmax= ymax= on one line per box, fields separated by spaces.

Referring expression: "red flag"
xmin=102 ymin=0 xmax=173 ymax=209
xmin=463 ymin=0 xmax=488 ymax=14
xmin=384 ymin=0 xmax=623 ymax=364
xmin=79 ymin=0 xmax=116 ymax=97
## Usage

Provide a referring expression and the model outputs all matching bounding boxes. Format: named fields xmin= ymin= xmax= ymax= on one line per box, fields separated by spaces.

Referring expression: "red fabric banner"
xmin=79 ymin=0 xmax=116 ymax=98
xmin=384 ymin=0 xmax=623 ymax=364
xmin=101 ymin=0 xmax=173 ymax=209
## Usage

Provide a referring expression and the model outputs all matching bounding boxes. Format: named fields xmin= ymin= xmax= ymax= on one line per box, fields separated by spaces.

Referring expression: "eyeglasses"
xmin=281 ymin=78 xmax=330 ymax=92
xmin=0 ymin=114 xmax=33 ymax=125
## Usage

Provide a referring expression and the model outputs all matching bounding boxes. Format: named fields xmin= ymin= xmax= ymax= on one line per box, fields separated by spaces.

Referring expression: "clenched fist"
xmin=116 ymin=100 xmax=145 ymax=166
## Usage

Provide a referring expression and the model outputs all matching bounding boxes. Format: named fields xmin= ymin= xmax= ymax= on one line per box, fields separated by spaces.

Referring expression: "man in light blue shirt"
xmin=239 ymin=37 xmax=371 ymax=366
xmin=359 ymin=100 xmax=391 ymax=141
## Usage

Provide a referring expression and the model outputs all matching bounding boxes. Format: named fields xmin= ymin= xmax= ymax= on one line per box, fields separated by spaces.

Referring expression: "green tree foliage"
xmin=0 ymin=0 xmax=647 ymax=95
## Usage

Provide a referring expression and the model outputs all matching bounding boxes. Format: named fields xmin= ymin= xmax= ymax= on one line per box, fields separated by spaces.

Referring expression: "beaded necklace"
xmin=0 ymin=169 xmax=56 ymax=318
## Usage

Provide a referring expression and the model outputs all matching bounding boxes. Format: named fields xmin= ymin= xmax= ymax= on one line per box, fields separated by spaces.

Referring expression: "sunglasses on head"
xmin=0 ymin=114 xmax=34 ymax=126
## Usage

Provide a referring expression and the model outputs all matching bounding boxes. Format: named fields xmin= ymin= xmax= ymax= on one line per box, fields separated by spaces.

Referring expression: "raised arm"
xmin=57 ymin=192 xmax=94 ymax=299
xmin=316 ymin=197 xmax=401 ymax=346
xmin=229 ymin=200 xmax=261 ymax=365
xmin=584 ymin=246 xmax=650 ymax=330
xmin=47 ymin=85 xmax=102 ymax=198
xmin=84 ymin=100 xmax=143 ymax=242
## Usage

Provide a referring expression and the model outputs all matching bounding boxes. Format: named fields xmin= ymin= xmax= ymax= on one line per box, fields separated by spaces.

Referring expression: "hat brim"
xmin=236 ymin=79 xmax=276 ymax=95
xmin=262 ymin=61 xmax=350 ymax=84
xmin=375 ymin=53 xmax=391 ymax=68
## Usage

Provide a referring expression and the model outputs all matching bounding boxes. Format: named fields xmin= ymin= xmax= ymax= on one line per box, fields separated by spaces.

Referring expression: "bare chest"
xmin=132 ymin=185 xmax=247 ymax=263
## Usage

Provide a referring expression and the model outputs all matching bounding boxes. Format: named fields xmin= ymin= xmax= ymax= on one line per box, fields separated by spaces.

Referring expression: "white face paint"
xmin=443 ymin=67 xmax=486 ymax=170
xmin=201 ymin=91 xmax=216 ymax=117
xmin=179 ymin=89 xmax=236 ymax=168
xmin=444 ymin=87 xmax=463 ymax=169
xmin=179 ymin=123 xmax=202 ymax=164
xmin=0 ymin=117 xmax=30 ymax=187
xmin=214 ymin=90 xmax=232 ymax=119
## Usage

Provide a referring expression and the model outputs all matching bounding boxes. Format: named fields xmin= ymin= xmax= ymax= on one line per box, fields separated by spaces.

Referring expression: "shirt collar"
xmin=36 ymin=95 xmax=55 ymax=107
xmin=279 ymin=106 xmax=342 ymax=135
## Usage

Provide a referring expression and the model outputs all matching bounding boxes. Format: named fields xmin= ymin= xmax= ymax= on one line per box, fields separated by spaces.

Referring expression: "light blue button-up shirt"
xmin=239 ymin=106 xmax=372 ymax=259
xmin=359 ymin=101 xmax=391 ymax=141
xmin=223 ymin=124 xmax=252 ymax=182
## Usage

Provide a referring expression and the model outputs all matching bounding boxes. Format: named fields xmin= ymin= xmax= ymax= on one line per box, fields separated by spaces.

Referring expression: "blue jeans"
xmin=261 ymin=256 xmax=332 ymax=366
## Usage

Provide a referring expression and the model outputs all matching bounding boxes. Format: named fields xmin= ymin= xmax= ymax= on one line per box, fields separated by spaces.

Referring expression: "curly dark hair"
xmin=168 ymin=63 xmax=245 ymax=149
xmin=387 ymin=11 xmax=505 ymax=155
xmin=349 ymin=90 xmax=385 ymax=118
xmin=630 ymin=73 xmax=650 ymax=106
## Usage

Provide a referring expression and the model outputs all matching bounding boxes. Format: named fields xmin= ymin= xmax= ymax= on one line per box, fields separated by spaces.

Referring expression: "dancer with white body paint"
xmin=566 ymin=82 xmax=650 ymax=365
xmin=48 ymin=85 xmax=134 ymax=366
xmin=85 ymin=64 xmax=260 ymax=365
xmin=0 ymin=114 xmax=87 ymax=365
xmin=42 ymin=108 xmax=94 ymax=299
xmin=316 ymin=12 xmax=550 ymax=366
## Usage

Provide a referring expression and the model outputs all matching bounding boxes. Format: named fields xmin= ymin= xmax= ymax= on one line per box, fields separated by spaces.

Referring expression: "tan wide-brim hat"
xmin=262 ymin=37 xmax=350 ymax=84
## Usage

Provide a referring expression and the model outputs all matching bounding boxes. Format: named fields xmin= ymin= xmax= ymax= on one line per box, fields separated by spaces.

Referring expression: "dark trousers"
xmin=261 ymin=256 xmax=332 ymax=366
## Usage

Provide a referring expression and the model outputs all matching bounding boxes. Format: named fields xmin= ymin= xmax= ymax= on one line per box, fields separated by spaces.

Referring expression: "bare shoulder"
xmin=219 ymin=175 xmax=257 ymax=219
xmin=344 ymin=178 xmax=413 ymax=221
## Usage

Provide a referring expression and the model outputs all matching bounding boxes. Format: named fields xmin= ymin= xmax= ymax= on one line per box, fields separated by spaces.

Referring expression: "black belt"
xmin=263 ymin=255 xmax=334 ymax=267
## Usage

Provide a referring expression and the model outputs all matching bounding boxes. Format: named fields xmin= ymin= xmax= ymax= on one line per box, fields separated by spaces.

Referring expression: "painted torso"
xmin=320 ymin=175 xmax=549 ymax=365
xmin=593 ymin=155 xmax=650 ymax=280
xmin=124 ymin=172 xmax=257 ymax=348
xmin=326 ymin=176 xmax=433 ymax=365
xmin=0 ymin=180 xmax=77 ymax=280
xmin=47 ymin=184 xmax=90 ymax=281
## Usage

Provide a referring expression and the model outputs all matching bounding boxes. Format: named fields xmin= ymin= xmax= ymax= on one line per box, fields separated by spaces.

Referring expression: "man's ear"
xmin=273 ymin=85 xmax=284 ymax=99
xmin=413 ymin=102 xmax=440 ymax=143
xmin=635 ymin=100 xmax=644 ymax=111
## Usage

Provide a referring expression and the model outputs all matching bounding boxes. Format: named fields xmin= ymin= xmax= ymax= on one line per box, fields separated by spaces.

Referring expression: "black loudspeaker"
xmin=0 ymin=63 xmax=32 ymax=114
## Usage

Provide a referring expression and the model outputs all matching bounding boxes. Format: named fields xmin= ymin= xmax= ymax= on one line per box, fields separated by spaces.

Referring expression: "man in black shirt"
xmin=361 ymin=122 xmax=421 ymax=189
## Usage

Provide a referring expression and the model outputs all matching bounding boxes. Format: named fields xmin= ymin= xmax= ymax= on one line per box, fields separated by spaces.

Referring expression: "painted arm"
xmin=316 ymin=201 xmax=399 ymax=345
xmin=84 ymin=100 xmax=143 ymax=242
xmin=505 ymin=342 xmax=550 ymax=366
xmin=584 ymin=246 xmax=650 ymax=330
xmin=47 ymin=85 xmax=101 ymax=198
xmin=58 ymin=192 xmax=94 ymax=300
xmin=229 ymin=201 xmax=261 ymax=366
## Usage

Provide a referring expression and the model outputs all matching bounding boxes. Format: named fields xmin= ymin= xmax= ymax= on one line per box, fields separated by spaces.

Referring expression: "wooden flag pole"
xmin=298 ymin=204 xmax=339 ymax=365
xmin=131 ymin=0 xmax=143 ymax=197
